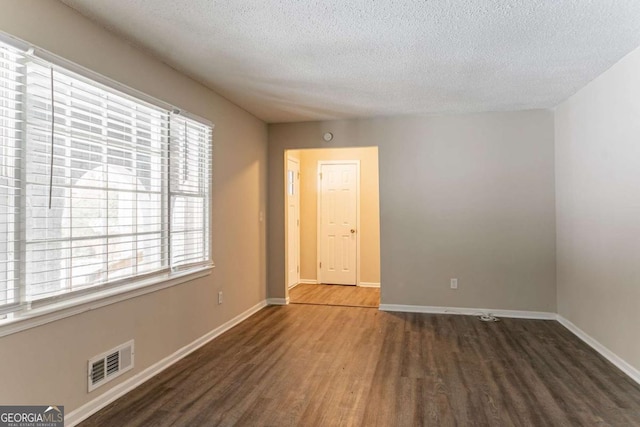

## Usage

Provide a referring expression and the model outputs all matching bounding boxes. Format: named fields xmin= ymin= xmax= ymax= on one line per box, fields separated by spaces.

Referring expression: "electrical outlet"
xmin=450 ymin=278 xmax=458 ymax=289
xmin=218 ymin=291 xmax=223 ymax=304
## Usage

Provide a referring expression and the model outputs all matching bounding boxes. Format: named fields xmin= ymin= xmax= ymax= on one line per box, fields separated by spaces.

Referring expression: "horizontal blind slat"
xmin=0 ymin=42 xmax=24 ymax=312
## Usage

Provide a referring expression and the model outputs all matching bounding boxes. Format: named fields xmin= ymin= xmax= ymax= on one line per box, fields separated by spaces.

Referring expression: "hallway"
xmin=289 ymin=284 xmax=379 ymax=308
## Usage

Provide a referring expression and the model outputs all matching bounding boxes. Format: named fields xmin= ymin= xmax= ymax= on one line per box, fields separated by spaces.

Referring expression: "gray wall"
xmin=555 ymin=45 xmax=640 ymax=372
xmin=0 ymin=0 xmax=267 ymax=411
xmin=269 ymin=111 xmax=557 ymax=311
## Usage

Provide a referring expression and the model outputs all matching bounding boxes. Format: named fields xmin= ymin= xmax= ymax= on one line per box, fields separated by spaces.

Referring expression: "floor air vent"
xmin=88 ymin=340 xmax=134 ymax=392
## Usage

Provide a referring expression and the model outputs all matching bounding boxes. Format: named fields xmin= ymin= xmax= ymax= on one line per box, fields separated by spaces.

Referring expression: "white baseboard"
xmin=358 ymin=282 xmax=380 ymax=288
xmin=65 ymin=300 xmax=268 ymax=426
xmin=557 ymin=315 xmax=640 ymax=385
xmin=288 ymin=282 xmax=301 ymax=290
xmin=298 ymin=279 xmax=318 ymax=285
xmin=267 ymin=297 xmax=290 ymax=305
xmin=378 ymin=304 xmax=556 ymax=320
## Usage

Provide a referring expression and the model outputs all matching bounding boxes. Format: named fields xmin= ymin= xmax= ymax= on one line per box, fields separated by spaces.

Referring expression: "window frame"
xmin=0 ymin=32 xmax=214 ymax=335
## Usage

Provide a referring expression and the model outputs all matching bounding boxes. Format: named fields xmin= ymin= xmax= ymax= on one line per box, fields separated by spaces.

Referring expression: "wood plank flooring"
xmin=80 ymin=305 xmax=640 ymax=426
xmin=289 ymin=283 xmax=379 ymax=307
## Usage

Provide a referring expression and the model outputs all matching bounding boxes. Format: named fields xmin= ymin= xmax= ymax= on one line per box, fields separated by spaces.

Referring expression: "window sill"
xmin=0 ymin=266 xmax=214 ymax=338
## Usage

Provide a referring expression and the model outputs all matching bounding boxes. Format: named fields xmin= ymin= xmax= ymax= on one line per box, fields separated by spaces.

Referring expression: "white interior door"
xmin=318 ymin=162 xmax=358 ymax=285
xmin=286 ymin=157 xmax=300 ymax=288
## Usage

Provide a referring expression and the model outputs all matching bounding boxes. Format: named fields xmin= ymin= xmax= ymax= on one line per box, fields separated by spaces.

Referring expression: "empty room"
xmin=0 ymin=1 xmax=639 ymax=426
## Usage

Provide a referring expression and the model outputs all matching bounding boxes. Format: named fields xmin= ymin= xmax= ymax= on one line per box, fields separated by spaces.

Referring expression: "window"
xmin=0 ymin=38 xmax=212 ymax=318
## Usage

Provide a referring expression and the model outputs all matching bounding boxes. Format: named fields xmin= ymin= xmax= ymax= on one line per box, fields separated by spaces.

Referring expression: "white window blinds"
xmin=0 ymin=43 xmax=24 ymax=314
xmin=0 ymin=37 xmax=213 ymax=315
xmin=169 ymin=115 xmax=212 ymax=269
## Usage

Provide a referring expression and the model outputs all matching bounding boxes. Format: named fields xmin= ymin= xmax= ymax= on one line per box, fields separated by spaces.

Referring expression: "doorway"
xmin=317 ymin=161 xmax=359 ymax=286
xmin=284 ymin=147 xmax=380 ymax=308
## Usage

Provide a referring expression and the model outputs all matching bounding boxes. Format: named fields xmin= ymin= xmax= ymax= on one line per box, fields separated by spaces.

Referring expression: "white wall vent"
xmin=88 ymin=340 xmax=134 ymax=392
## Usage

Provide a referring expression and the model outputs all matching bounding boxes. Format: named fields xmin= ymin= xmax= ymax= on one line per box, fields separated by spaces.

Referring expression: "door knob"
xmin=350 ymin=229 xmax=356 ymax=234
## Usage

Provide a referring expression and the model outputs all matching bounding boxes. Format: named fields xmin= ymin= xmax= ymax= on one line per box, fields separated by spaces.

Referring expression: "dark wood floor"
xmin=80 ymin=305 xmax=640 ymax=426
xmin=289 ymin=283 xmax=380 ymax=307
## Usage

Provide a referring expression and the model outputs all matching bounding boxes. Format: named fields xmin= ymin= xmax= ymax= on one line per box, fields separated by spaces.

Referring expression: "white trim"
xmin=65 ymin=300 xmax=268 ymax=426
xmin=358 ymin=282 xmax=380 ymax=288
xmin=267 ymin=297 xmax=290 ymax=305
xmin=298 ymin=279 xmax=318 ymax=285
xmin=288 ymin=282 xmax=302 ymax=290
xmin=0 ymin=267 xmax=213 ymax=338
xmin=317 ymin=160 xmax=361 ymax=286
xmin=355 ymin=162 xmax=361 ymax=288
xmin=378 ymin=304 xmax=556 ymax=320
xmin=557 ymin=315 xmax=640 ymax=385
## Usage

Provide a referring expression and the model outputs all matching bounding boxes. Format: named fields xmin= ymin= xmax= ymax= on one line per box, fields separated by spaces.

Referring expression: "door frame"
xmin=285 ymin=154 xmax=301 ymax=290
xmin=316 ymin=160 xmax=361 ymax=286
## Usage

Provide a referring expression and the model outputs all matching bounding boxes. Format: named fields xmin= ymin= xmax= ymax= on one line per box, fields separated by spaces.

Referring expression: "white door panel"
xmin=319 ymin=162 xmax=358 ymax=285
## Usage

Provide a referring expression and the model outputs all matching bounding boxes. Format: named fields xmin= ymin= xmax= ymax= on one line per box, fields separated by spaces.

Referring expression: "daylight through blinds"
xmin=0 ymin=38 xmax=212 ymax=314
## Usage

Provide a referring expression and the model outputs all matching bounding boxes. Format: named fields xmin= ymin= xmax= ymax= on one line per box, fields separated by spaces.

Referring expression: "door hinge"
xmin=297 ymin=266 xmax=299 ymax=273
xmin=297 ymin=172 xmax=300 ymax=179
xmin=297 ymin=219 xmax=300 ymax=226
xmin=319 ymin=172 xmax=322 ymax=180
xmin=319 ymin=262 xmax=322 ymax=268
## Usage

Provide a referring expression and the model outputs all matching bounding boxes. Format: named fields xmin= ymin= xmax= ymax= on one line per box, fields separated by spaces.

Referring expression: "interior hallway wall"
xmin=269 ymin=110 xmax=556 ymax=312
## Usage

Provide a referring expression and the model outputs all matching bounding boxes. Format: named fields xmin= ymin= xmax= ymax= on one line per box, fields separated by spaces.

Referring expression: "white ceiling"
xmin=60 ymin=0 xmax=640 ymax=123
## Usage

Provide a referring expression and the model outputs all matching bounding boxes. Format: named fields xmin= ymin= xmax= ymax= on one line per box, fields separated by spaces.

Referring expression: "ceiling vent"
xmin=88 ymin=340 xmax=134 ymax=392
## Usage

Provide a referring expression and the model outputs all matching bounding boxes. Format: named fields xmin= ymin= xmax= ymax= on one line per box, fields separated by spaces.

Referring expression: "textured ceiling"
xmin=60 ymin=0 xmax=640 ymax=123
